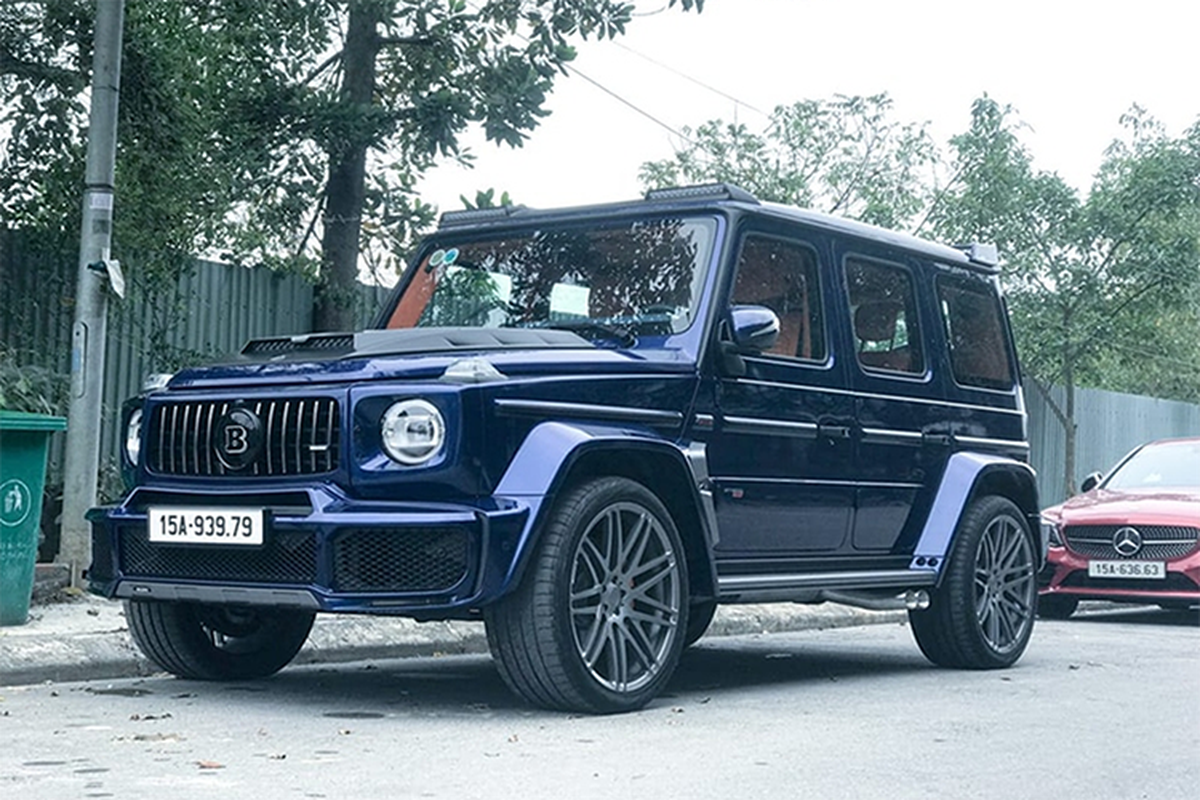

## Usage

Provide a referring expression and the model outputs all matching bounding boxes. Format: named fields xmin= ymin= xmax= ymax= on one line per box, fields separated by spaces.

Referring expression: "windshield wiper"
xmin=542 ymin=320 xmax=638 ymax=348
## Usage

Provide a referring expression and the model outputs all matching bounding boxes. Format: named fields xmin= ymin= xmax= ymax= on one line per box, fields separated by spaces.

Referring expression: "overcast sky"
xmin=417 ymin=0 xmax=1197 ymax=214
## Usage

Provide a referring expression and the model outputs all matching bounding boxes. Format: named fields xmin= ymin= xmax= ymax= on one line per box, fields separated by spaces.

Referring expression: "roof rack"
xmin=955 ymin=242 xmax=999 ymax=268
xmin=438 ymin=204 xmax=529 ymax=229
xmin=644 ymin=183 xmax=759 ymax=204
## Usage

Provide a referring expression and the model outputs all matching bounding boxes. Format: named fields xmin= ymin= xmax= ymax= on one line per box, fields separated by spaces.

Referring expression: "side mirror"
xmin=1079 ymin=472 xmax=1103 ymax=493
xmin=729 ymin=305 xmax=780 ymax=353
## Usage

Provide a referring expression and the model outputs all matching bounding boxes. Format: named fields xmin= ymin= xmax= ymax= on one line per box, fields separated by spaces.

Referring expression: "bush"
xmin=0 ymin=346 xmax=69 ymax=415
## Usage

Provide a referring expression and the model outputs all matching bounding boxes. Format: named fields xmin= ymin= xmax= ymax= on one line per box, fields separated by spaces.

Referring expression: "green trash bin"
xmin=0 ymin=410 xmax=67 ymax=625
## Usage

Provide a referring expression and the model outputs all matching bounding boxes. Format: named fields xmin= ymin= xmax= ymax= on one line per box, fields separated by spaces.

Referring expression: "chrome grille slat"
xmin=265 ymin=400 xmax=275 ymax=476
xmin=149 ymin=398 xmax=339 ymax=478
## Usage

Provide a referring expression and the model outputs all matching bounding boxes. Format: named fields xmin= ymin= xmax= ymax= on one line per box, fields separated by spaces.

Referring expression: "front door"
xmin=704 ymin=232 xmax=856 ymax=559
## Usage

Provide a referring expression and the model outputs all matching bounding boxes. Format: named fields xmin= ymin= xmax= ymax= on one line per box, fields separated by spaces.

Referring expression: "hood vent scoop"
xmin=242 ymin=333 xmax=355 ymax=358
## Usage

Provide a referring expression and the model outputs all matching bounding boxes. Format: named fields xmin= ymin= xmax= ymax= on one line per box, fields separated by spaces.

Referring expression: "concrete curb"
xmin=0 ymin=598 xmax=905 ymax=688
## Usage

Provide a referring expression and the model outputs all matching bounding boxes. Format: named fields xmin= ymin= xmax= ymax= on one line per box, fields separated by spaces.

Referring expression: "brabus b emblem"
xmin=215 ymin=407 xmax=263 ymax=471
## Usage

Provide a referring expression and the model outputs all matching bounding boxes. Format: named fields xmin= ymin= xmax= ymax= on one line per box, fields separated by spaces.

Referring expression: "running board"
xmin=717 ymin=569 xmax=936 ymax=604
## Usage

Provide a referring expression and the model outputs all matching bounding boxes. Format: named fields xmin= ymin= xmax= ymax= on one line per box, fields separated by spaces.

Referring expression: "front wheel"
xmin=126 ymin=600 xmax=315 ymax=680
xmin=910 ymin=495 xmax=1037 ymax=669
xmin=485 ymin=476 xmax=689 ymax=713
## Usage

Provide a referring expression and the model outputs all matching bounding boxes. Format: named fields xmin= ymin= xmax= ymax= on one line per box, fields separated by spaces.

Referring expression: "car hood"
xmin=1043 ymin=488 xmax=1200 ymax=527
xmin=165 ymin=327 xmax=695 ymax=390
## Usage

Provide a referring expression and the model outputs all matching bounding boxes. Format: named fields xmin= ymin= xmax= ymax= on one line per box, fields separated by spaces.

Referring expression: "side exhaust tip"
xmin=905 ymin=589 xmax=931 ymax=611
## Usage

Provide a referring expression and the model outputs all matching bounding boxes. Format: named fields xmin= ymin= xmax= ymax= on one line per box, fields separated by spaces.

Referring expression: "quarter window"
xmin=938 ymin=276 xmax=1014 ymax=389
xmin=731 ymin=235 xmax=826 ymax=361
xmin=846 ymin=259 xmax=923 ymax=374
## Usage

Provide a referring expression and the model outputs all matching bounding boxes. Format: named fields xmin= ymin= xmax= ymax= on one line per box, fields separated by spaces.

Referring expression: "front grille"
xmin=119 ymin=525 xmax=317 ymax=584
xmin=1063 ymin=525 xmax=1199 ymax=560
xmin=148 ymin=397 xmax=339 ymax=477
xmin=332 ymin=527 xmax=471 ymax=593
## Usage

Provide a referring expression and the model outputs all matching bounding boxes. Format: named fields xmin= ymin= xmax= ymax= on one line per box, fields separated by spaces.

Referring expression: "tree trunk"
xmin=1063 ymin=347 xmax=1077 ymax=498
xmin=313 ymin=1 xmax=383 ymax=332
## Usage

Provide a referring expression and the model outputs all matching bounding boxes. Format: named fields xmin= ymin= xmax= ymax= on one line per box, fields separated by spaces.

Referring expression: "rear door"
xmin=839 ymin=250 xmax=951 ymax=554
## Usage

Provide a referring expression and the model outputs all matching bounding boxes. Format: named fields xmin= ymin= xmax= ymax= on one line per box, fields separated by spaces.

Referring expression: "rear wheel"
xmin=126 ymin=600 xmax=315 ymax=680
xmin=485 ymin=476 xmax=688 ymax=713
xmin=1038 ymin=594 xmax=1079 ymax=619
xmin=910 ymin=496 xmax=1037 ymax=669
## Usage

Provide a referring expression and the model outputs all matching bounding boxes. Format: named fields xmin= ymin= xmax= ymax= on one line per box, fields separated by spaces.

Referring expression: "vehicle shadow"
xmin=1061 ymin=603 xmax=1200 ymax=628
xmin=176 ymin=631 xmax=933 ymax=717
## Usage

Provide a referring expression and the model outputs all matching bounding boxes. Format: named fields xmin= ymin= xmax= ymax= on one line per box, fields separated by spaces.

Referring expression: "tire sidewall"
xmin=541 ymin=477 xmax=690 ymax=712
xmin=949 ymin=495 xmax=1037 ymax=667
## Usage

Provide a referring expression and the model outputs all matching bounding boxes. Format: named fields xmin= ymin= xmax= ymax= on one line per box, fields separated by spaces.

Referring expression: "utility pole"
xmin=59 ymin=0 xmax=125 ymax=587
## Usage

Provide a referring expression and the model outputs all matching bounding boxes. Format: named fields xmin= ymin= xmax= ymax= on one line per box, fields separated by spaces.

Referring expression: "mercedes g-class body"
xmin=89 ymin=183 xmax=1043 ymax=713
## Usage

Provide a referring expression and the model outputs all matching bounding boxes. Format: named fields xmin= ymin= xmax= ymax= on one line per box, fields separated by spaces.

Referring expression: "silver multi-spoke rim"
xmin=569 ymin=500 xmax=681 ymax=693
xmin=974 ymin=514 xmax=1035 ymax=653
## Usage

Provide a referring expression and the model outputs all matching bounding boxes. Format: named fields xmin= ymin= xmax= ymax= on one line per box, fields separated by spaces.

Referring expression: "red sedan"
xmin=1038 ymin=437 xmax=1200 ymax=618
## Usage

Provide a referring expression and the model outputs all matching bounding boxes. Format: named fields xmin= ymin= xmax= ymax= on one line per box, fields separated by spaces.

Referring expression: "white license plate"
xmin=148 ymin=507 xmax=264 ymax=546
xmin=1088 ymin=560 xmax=1165 ymax=580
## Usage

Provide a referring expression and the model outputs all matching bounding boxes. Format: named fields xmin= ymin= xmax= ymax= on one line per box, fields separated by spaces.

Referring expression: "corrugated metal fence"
xmin=1 ymin=229 xmax=390 ymax=488
xmin=1025 ymin=381 xmax=1200 ymax=506
xmin=3 ymin=227 xmax=1198 ymax=507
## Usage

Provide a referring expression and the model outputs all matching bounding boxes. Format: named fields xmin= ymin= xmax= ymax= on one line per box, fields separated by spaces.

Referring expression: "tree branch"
xmin=378 ymin=36 xmax=435 ymax=47
xmin=0 ymin=47 xmax=81 ymax=85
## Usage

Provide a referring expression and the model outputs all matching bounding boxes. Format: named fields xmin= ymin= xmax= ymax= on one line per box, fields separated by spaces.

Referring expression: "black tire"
xmin=1038 ymin=594 xmax=1079 ymax=619
xmin=485 ymin=476 xmax=689 ymax=713
xmin=684 ymin=600 xmax=717 ymax=647
xmin=1158 ymin=602 xmax=1198 ymax=612
xmin=909 ymin=495 xmax=1037 ymax=669
xmin=125 ymin=600 xmax=315 ymax=680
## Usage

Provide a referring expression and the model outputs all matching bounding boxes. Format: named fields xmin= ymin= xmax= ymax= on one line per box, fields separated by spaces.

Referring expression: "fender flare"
xmin=910 ymin=451 xmax=1042 ymax=582
xmin=492 ymin=420 xmax=719 ymax=598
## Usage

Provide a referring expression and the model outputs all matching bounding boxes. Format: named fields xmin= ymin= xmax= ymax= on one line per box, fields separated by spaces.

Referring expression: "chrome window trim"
xmin=493 ymin=398 xmax=684 ymax=425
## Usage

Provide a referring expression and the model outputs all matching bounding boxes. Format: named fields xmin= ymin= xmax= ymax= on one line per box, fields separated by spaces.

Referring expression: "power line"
xmin=562 ymin=61 xmax=694 ymax=145
xmin=610 ymin=41 xmax=769 ymax=118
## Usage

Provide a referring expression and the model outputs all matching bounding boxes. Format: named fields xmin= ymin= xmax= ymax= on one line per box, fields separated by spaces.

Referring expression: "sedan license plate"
xmin=1087 ymin=560 xmax=1165 ymax=580
xmin=148 ymin=507 xmax=264 ymax=546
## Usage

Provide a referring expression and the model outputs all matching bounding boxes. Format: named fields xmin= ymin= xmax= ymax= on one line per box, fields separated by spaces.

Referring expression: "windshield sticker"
xmin=550 ymin=283 xmax=590 ymax=319
xmin=426 ymin=248 xmax=460 ymax=273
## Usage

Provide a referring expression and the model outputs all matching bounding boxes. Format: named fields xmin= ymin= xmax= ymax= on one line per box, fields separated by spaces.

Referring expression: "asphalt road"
xmin=1 ymin=605 xmax=1197 ymax=800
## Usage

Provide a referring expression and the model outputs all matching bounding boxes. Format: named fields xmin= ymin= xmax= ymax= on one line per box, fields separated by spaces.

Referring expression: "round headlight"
xmin=125 ymin=408 xmax=144 ymax=466
xmin=381 ymin=399 xmax=445 ymax=465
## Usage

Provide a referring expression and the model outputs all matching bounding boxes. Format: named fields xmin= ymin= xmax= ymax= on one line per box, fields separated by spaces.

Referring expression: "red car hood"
xmin=1044 ymin=489 xmax=1200 ymax=527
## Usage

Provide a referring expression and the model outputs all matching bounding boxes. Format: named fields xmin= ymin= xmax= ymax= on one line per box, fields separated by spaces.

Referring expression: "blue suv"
xmin=89 ymin=184 xmax=1042 ymax=713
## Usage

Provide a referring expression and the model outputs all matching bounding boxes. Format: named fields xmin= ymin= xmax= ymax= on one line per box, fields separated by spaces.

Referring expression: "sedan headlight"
xmin=124 ymin=408 xmax=144 ymax=466
xmin=381 ymin=399 xmax=445 ymax=465
xmin=1040 ymin=515 xmax=1064 ymax=547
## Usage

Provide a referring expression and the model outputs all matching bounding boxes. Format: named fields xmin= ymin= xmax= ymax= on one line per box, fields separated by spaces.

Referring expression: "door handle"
xmin=922 ymin=432 xmax=952 ymax=446
xmin=818 ymin=423 xmax=852 ymax=439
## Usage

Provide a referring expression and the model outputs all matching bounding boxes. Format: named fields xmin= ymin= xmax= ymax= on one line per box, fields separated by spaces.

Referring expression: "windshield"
xmin=1105 ymin=440 xmax=1200 ymax=490
xmin=384 ymin=217 xmax=717 ymax=346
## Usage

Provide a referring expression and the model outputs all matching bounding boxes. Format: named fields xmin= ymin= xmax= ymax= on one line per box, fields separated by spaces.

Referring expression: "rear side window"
xmin=845 ymin=258 xmax=923 ymax=375
xmin=938 ymin=275 xmax=1014 ymax=389
xmin=731 ymin=235 xmax=826 ymax=361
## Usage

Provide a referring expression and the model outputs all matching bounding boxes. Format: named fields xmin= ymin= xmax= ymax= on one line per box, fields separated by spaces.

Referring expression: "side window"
xmin=731 ymin=235 xmax=826 ymax=361
xmin=938 ymin=276 xmax=1014 ymax=389
xmin=845 ymin=258 xmax=924 ymax=374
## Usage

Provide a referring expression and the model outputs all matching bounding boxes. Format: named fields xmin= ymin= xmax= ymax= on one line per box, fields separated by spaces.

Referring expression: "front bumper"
xmin=1038 ymin=545 xmax=1200 ymax=604
xmin=87 ymin=485 xmax=530 ymax=617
